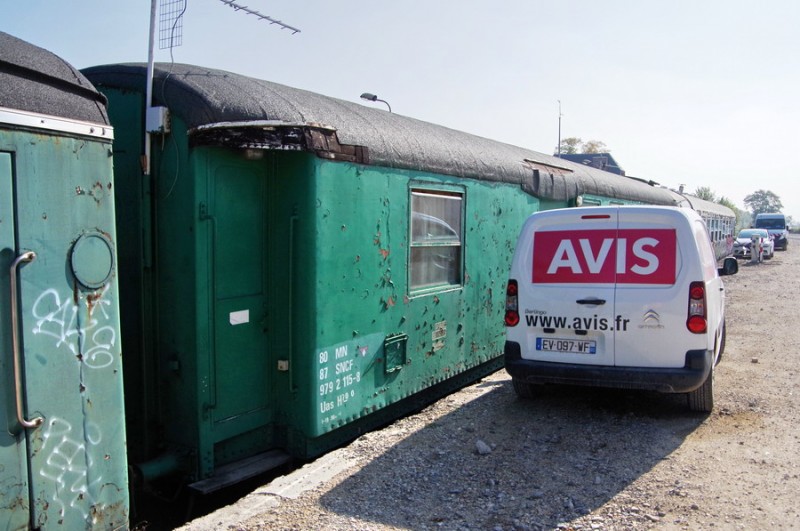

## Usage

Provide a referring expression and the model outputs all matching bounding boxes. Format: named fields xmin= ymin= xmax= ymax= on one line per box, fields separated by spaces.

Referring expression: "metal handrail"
xmin=9 ymin=251 xmax=43 ymax=429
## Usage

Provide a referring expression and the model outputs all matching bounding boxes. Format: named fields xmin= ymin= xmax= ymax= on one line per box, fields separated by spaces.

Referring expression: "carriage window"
xmin=409 ymin=190 xmax=463 ymax=291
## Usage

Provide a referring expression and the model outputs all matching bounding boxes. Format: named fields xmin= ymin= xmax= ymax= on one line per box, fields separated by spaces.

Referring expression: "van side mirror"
xmin=718 ymin=257 xmax=738 ymax=276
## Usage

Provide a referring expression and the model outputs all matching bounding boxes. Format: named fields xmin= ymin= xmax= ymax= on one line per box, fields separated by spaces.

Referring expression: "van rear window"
xmin=532 ymin=229 xmax=677 ymax=284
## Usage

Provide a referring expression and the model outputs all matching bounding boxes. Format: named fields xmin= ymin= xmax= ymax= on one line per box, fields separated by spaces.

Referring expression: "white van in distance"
xmin=504 ymin=206 xmax=739 ymax=412
xmin=753 ymin=212 xmax=789 ymax=251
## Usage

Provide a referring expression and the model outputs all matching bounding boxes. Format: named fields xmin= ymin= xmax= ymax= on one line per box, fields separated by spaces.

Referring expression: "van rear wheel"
xmin=687 ymin=370 xmax=713 ymax=412
xmin=512 ymin=379 xmax=539 ymax=399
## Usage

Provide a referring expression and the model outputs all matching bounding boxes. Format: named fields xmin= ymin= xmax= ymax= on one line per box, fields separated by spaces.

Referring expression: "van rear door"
xmin=613 ymin=208 xmax=686 ymax=368
xmin=515 ymin=208 xmax=618 ymax=366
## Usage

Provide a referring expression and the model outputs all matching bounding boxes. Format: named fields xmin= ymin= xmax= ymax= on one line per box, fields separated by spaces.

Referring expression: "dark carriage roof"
xmin=83 ymin=62 xmax=674 ymax=204
xmin=0 ymin=32 xmax=109 ymax=125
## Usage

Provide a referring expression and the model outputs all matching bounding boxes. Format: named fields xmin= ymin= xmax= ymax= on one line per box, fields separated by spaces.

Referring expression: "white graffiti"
xmin=31 ymin=285 xmax=117 ymax=369
xmin=39 ymin=417 xmax=104 ymax=521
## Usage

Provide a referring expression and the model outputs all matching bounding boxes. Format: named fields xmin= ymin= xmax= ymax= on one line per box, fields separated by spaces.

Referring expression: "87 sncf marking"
xmin=532 ymin=229 xmax=677 ymax=284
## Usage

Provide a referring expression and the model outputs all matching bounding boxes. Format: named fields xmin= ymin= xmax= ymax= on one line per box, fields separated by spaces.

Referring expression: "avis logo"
xmin=532 ymin=229 xmax=677 ymax=284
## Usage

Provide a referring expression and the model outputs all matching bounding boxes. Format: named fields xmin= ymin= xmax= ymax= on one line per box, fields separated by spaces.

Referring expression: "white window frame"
xmin=408 ymin=188 xmax=464 ymax=294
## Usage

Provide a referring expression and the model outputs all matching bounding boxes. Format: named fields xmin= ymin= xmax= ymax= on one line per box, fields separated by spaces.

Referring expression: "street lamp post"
xmin=360 ymin=92 xmax=392 ymax=112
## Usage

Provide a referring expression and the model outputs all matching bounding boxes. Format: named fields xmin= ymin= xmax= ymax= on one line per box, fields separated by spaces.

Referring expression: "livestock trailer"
xmin=0 ymin=33 xmax=128 ymax=528
xmin=83 ymin=62 xmax=677 ymax=493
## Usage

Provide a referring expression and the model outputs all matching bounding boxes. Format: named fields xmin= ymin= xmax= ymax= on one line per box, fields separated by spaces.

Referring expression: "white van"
xmin=504 ymin=206 xmax=738 ymax=412
xmin=753 ymin=212 xmax=789 ymax=251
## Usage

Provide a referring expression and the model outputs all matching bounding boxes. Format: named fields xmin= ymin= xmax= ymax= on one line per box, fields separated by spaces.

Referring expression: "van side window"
xmin=410 ymin=190 xmax=463 ymax=291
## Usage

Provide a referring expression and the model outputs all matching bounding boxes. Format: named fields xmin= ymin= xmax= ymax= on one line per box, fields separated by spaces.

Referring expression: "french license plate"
xmin=536 ymin=337 xmax=596 ymax=354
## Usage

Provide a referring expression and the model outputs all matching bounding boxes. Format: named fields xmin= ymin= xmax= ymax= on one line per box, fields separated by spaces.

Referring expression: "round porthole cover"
xmin=70 ymin=232 xmax=115 ymax=289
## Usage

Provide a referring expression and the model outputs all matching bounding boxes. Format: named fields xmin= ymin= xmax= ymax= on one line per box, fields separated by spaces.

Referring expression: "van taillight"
xmin=505 ymin=280 xmax=519 ymax=327
xmin=687 ymin=281 xmax=707 ymax=334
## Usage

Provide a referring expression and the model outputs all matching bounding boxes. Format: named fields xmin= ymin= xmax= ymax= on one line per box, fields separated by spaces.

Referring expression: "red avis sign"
xmin=532 ymin=229 xmax=677 ymax=284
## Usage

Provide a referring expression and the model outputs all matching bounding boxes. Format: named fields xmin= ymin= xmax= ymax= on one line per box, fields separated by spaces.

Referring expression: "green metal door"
xmin=209 ymin=162 xmax=271 ymax=443
xmin=0 ymin=133 xmax=128 ymax=528
xmin=0 ymin=151 xmax=30 ymax=530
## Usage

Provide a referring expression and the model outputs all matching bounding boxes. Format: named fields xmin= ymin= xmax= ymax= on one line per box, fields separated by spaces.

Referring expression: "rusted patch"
xmin=89 ymin=493 xmax=129 ymax=529
xmin=432 ymin=321 xmax=447 ymax=341
xmin=90 ymin=182 xmax=106 ymax=204
xmin=379 ymin=248 xmax=389 ymax=260
xmin=87 ymin=289 xmax=104 ymax=318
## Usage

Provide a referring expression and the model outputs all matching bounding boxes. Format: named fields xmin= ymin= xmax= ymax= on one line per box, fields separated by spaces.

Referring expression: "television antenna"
xmin=143 ymin=0 xmax=300 ymax=175
xmin=159 ymin=0 xmax=186 ymax=50
xmin=217 ymin=0 xmax=301 ymax=34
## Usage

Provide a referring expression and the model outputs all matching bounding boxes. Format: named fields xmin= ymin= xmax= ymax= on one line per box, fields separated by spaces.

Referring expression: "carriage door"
xmin=208 ymin=161 xmax=271 ymax=449
xmin=1 ymin=138 xmax=128 ymax=528
xmin=0 ymin=151 xmax=30 ymax=530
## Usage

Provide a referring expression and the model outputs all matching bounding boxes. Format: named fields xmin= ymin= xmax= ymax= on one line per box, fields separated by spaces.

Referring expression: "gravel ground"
xmin=185 ymin=234 xmax=800 ymax=531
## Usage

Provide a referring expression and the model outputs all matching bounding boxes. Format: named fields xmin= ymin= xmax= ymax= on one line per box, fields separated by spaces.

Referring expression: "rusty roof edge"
xmin=189 ymin=119 xmax=336 ymax=134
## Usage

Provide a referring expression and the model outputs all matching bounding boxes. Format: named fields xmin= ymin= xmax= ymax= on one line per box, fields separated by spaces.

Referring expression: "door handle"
xmin=10 ymin=251 xmax=43 ymax=429
xmin=576 ymin=298 xmax=606 ymax=305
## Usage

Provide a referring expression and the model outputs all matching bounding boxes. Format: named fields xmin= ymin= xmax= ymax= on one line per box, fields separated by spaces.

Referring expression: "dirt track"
xmin=188 ymin=234 xmax=800 ymax=530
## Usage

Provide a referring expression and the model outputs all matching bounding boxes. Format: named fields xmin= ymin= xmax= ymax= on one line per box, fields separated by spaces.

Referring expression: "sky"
xmin=4 ymin=1 xmax=799 ymax=221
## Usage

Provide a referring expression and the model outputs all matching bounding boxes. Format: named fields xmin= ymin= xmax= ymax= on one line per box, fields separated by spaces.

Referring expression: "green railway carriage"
xmin=83 ymin=62 xmax=677 ymax=492
xmin=0 ymin=34 xmax=128 ymax=528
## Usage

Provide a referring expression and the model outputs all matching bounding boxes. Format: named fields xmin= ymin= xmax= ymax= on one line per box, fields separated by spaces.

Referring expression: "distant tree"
xmin=694 ymin=186 xmax=716 ymax=201
xmin=739 ymin=211 xmax=752 ymax=231
xmin=582 ymin=140 xmax=608 ymax=154
xmin=743 ymin=189 xmax=783 ymax=216
xmin=555 ymin=137 xmax=610 ymax=155
xmin=717 ymin=196 xmax=737 ymax=211
xmin=556 ymin=137 xmax=583 ymax=155
xmin=717 ymin=196 xmax=743 ymax=231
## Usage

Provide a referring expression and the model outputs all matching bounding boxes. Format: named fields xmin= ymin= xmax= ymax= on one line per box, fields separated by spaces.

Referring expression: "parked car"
xmin=733 ymin=228 xmax=774 ymax=260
